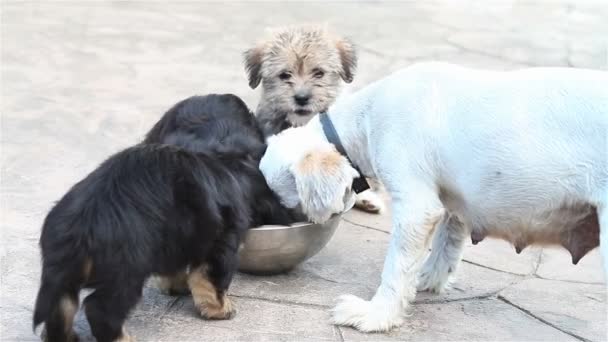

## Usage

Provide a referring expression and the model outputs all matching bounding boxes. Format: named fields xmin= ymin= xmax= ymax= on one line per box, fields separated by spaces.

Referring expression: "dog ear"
xmin=335 ymin=38 xmax=357 ymax=83
xmin=290 ymin=148 xmax=359 ymax=223
xmin=244 ymin=45 xmax=264 ymax=89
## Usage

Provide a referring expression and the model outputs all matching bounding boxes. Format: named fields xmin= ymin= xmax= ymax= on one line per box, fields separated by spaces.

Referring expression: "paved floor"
xmin=2 ymin=1 xmax=607 ymax=341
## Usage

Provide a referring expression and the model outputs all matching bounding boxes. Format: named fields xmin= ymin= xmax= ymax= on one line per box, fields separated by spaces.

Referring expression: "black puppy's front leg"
xmin=187 ymin=231 xmax=239 ymax=320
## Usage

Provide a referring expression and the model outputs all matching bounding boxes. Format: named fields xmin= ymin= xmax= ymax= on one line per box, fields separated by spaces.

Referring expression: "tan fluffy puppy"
xmin=244 ymin=25 xmax=384 ymax=213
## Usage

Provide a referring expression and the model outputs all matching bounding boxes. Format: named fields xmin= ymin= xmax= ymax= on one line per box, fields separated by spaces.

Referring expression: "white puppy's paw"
xmin=417 ymin=267 xmax=452 ymax=293
xmin=331 ymin=294 xmax=403 ymax=332
xmin=354 ymin=190 xmax=385 ymax=214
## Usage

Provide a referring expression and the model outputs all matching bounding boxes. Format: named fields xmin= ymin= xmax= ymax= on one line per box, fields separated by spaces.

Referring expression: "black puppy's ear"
xmin=335 ymin=37 xmax=357 ymax=83
xmin=244 ymin=45 xmax=264 ymax=89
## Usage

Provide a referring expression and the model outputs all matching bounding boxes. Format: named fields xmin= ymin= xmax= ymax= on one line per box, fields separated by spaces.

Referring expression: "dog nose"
xmin=294 ymin=93 xmax=310 ymax=106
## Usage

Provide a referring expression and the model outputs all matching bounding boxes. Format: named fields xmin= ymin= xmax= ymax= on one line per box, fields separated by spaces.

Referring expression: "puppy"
xmin=34 ymin=95 xmax=296 ymax=342
xmin=145 ymin=94 xmax=267 ymax=160
xmin=244 ymin=25 xmax=357 ymax=136
xmin=258 ymin=62 xmax=608 ymax=332
xmin=144 ymin=94 xmax=302 ymax=294
xmin=244 ymin=24 xmax=384 ymax=213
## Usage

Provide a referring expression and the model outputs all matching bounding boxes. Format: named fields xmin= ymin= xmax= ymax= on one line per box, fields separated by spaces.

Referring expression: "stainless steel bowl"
xmin=237 ymin=214 xmax=342 ymax=275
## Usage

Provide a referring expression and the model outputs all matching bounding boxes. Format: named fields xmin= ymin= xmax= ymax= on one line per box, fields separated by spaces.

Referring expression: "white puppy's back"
xmin=355 ymin=63 xmax=608 ymax=234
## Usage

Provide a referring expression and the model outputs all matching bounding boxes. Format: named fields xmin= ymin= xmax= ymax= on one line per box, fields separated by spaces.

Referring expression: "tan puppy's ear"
xmin=291 ymin=148 xmax=359 ymax=223
xmin=335 ymin=37 xmax=357 ymax=83
xmin=243 ymin=45 xmax=264 ymax=89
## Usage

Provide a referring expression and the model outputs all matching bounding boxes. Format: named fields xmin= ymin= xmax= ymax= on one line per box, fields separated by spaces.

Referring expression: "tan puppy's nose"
xmin=294 ymin=91 xmax=311 ymax=106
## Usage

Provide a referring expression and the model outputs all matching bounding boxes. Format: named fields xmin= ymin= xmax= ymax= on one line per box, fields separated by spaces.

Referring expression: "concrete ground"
xmin=1 ymin=1 xmax=607 ymax=341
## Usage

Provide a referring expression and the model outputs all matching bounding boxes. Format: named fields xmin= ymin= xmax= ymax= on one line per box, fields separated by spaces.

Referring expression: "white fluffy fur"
xmin=263 ymin=129 xmax=359 ymax=223
xmin=291 ymin=149 xmax=359 ymax=223
xmin=259 ymin=62 xmax=608 ymax=332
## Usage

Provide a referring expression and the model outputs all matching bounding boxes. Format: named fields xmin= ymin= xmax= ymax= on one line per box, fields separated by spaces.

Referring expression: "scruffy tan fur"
xmin=244 ymin=25 xmax=357 ymax=137
xmin=244 ymin=25 xmax=385 ymax=214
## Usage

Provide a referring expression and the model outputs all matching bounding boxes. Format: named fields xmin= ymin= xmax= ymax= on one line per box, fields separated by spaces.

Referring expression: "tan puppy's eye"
xmin=279 ymin=72 xmax=292 ymax=80
xmin=312 ymin=69 xmax=325 ymax=78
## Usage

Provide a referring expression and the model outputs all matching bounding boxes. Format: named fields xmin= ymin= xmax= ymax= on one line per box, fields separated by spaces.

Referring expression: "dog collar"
xmin=319 ymin=112 xmax=370 ymax=194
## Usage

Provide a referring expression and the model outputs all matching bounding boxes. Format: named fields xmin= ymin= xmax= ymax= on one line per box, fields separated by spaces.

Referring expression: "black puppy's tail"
xmin=33 ymin=227 xmax=87 ymax=340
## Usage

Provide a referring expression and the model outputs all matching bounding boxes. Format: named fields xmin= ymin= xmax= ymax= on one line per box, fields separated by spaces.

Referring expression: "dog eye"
xmin=279 ymin=72 xmax=292 ymax=80
xmin=313 ymin=69 xmax=325 ymax=78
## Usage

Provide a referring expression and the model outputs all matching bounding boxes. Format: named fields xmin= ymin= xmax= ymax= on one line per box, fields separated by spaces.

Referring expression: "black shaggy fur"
xmin=145 ymin=94 xmax=265 ymax=157
xmin=144 ymin=94 xmax=303 ymax=225
xmin=33 ymin=94 xmax=299 ymax=342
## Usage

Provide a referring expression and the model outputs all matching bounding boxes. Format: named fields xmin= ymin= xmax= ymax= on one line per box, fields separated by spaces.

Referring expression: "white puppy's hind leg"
xmin=354 ymin=188 xmax=385 ymax=213
xmin=354 ymin=179 xmax=385 ymax=214
xmin=417 ymin=213 xmax=467 ymax=293
xmin=332 ymin=187 xmax=442 ymax=332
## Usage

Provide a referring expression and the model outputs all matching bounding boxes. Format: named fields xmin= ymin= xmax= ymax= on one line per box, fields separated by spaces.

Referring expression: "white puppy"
xmin=259 ymin=62 xmax=608 ymax=332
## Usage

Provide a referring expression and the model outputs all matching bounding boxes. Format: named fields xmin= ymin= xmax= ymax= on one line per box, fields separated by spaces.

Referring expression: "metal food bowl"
xmin=237 ymin=214 xmax=342 ymax=275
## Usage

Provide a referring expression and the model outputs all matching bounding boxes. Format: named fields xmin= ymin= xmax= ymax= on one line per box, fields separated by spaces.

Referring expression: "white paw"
xmin=417 ymin=267 xmax=452 ymax=293
xmin=354 ymin=190 xmax=385 ymax=214
xmin=331 ymin=294 xmax=403 ymax=332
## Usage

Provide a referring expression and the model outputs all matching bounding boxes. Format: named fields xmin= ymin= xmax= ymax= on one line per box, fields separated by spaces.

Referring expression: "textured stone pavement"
xmin=2 ymin=1 xmax=607 ymax=341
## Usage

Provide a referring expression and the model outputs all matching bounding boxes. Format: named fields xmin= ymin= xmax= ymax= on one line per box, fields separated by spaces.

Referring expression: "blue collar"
xmin=319 ymin=112 xmax=370 ymax=194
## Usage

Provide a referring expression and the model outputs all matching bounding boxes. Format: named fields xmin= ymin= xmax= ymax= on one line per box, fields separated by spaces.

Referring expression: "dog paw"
xmin=417 ymin=269 xmax=452 ymax=293
xmin=197 ymin=296 xmax=236 ymax=320
xmin=331 ymin=294 xmax=403 ymax=332
xmin=354 ymin=191 xmax=384 ymax=214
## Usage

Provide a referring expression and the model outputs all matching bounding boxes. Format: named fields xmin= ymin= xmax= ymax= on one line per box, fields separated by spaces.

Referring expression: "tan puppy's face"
xmin=245 ymin=26 xmax=357 ymax=126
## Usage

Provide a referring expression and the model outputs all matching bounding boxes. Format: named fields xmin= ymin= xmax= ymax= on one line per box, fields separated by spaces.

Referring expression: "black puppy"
xmin=145 ymin=94 xmax=301 ymax=227
xmin=145 ymin=94 xmax=265 ymax=158
xmin=34 ymin=95 xmax=298 ymax=342
xmin=144 ymin=94 xmax=304 ymax=294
